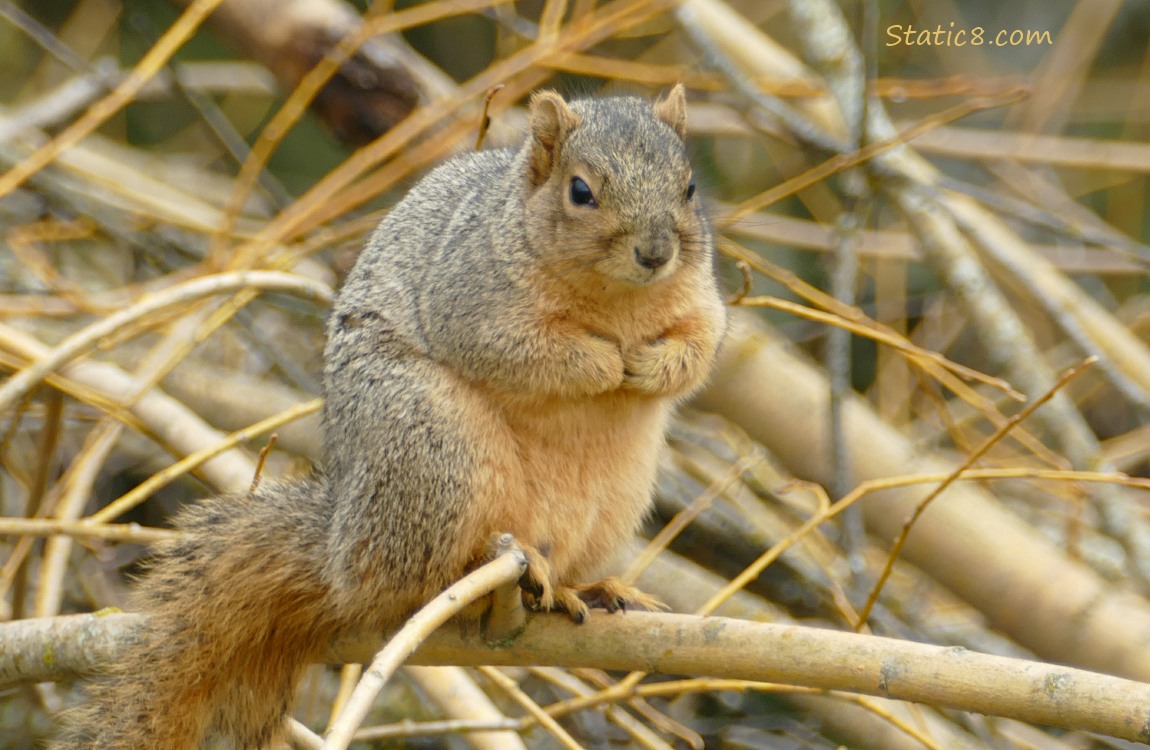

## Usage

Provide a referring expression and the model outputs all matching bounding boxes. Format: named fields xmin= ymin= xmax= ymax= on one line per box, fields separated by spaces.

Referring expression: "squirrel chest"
xmin=471 ymin=374 xmax=673 ymax=583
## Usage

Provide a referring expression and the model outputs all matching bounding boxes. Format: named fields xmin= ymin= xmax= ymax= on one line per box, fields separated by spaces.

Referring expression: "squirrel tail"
xmin=52 ymin=477 xmax=334 ymax=750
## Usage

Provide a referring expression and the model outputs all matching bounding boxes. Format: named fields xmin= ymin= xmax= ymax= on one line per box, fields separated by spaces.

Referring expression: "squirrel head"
xmin=522 ymin=85 xmax=709 ymax=288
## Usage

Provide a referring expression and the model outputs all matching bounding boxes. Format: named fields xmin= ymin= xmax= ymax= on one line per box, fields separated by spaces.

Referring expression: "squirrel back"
xmin=55 ymin=86 xmax=726 ymax=749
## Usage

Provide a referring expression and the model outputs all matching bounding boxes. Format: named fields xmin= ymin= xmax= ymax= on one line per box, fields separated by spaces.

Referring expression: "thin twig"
xmin=404 ymin=665 xmax=528 ymax=750
xmin=478 ymin=667 xmax=585 ymax=750
xmin=829 ymin=210 xmax=865 ymax=576
xmin=855 ymin=357 xmax=1098 ymax=629
xmin=322 ymin=544 xmax=528 ymax=749
xmin=0 ymin=271 xmax=333 ymax=414
xmin=539 ymin=667 xmax=680 ymax=750
xmin=354 ymin=717 xmax=523 ymax=741
xmin=0 ymin=0 xmax=226 ymax=202
xmin=716 ymin=89 xmax=1026 ymax=227
xmin=737 ymin=294 xmax=1020 ymax=400
xmin=249 ymin=434 xmax=279 ymax=495
xmin=622 ymin=455 xmax=760 ymax=584
xmin=0 ymin=518 xmax=177 ymax=544
xmin=212 ymin=0 xmax=515 ymax=266
xmin=475 ymin=85 xmax=506 ymax=150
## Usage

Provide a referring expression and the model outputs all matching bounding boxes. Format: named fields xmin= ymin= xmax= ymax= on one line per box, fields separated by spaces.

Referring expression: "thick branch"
xmin=7 ymin=611 xmax=1150 ymax=743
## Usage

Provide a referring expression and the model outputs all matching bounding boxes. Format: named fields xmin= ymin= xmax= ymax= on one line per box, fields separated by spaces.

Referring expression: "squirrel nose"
xmin=633 ymin=244 xmax=672 ymax=270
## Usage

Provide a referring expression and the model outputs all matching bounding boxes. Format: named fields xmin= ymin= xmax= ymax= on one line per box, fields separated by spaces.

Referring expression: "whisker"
xmin=541 ymin=245 xmax=612 ymax=275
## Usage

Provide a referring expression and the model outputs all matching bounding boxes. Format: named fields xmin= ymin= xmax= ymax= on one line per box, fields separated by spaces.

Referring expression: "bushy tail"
xmin=52 ymin=477 xmax=334 ymax=750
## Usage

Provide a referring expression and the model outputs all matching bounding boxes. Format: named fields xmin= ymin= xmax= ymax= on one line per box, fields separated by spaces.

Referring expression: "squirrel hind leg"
xmin=479 ymin=536 xmax=591 ymax=623
xmin=458 ymin=535 xmax=555 ymax=633
xmin=570 ymin=577 xmax=667 ymax=615
xmin=538 ymin=579 xmax=664 ymax=625
xmin=514 ymin=542 xmax=596 ymax=624
xmin=479 ymin=538 xmax=664 ymax=623
xmin=516 ymin=542 xmax=555 ymax=610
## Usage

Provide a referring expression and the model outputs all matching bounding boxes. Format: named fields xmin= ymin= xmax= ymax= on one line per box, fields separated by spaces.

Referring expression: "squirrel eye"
xmin=569 ymin=177 xmax=597 ymax=207
xmin=686 ymin=177 xmax=696 ymax=201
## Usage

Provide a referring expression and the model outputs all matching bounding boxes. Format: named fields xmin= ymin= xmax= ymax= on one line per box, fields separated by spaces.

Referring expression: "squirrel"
xmin=52 ymin=84 xmax=727 ymax=749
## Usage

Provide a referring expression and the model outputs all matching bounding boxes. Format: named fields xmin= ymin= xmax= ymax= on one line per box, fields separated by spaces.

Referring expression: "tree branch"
xmin=7 ymin=610 xmax=1150 ymax=744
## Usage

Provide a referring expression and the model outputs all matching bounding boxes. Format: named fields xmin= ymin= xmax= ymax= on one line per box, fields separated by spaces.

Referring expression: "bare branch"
xmin=10 ymin=610 xmax=1150 ymax=744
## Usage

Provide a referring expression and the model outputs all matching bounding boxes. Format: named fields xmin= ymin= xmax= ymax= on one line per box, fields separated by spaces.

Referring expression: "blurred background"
xmin=3 ymin=0 xmax=1150 ymax=748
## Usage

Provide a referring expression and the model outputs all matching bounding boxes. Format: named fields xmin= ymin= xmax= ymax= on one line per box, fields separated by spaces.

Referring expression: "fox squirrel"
xmin=53 ymin=85 xmax=727 ymax=748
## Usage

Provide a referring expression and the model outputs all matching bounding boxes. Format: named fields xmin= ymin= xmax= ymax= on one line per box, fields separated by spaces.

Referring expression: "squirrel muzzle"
xmin=623 ymin=220 xmax=680 ymax=282
xmin=633 ymin=232 xmax=676 ymax=271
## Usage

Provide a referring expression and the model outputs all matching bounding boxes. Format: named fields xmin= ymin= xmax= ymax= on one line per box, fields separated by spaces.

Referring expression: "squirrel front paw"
xmin=565 ymin=333 xmax=626 ymax=396
xmin=623 ymin=337 xmax=698 ymax=396
xmin=579 ymin=333 xmax=625 ymax=393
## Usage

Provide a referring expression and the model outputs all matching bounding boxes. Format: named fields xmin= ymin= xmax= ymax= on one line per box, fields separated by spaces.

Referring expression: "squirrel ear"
xmin=528 ymin=90 xmax=581 ymax=185
xmin=653 ymin=83 xmax=688 ymax=140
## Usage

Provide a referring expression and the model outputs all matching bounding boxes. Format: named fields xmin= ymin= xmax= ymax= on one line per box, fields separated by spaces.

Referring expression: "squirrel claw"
xmin=501 ymin=540 xmax=665 ymax=622
xmin=517 ymin=569 xmax=546 ymax=599
xmin=551 ymin=587 xmax=591 ymax=623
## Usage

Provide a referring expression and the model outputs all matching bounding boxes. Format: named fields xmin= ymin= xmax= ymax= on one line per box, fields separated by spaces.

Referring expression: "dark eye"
xmin=570 ymin=177 xmax=597 ymax=207
xmin=686 ymin=177 xmax=696 ymax=200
